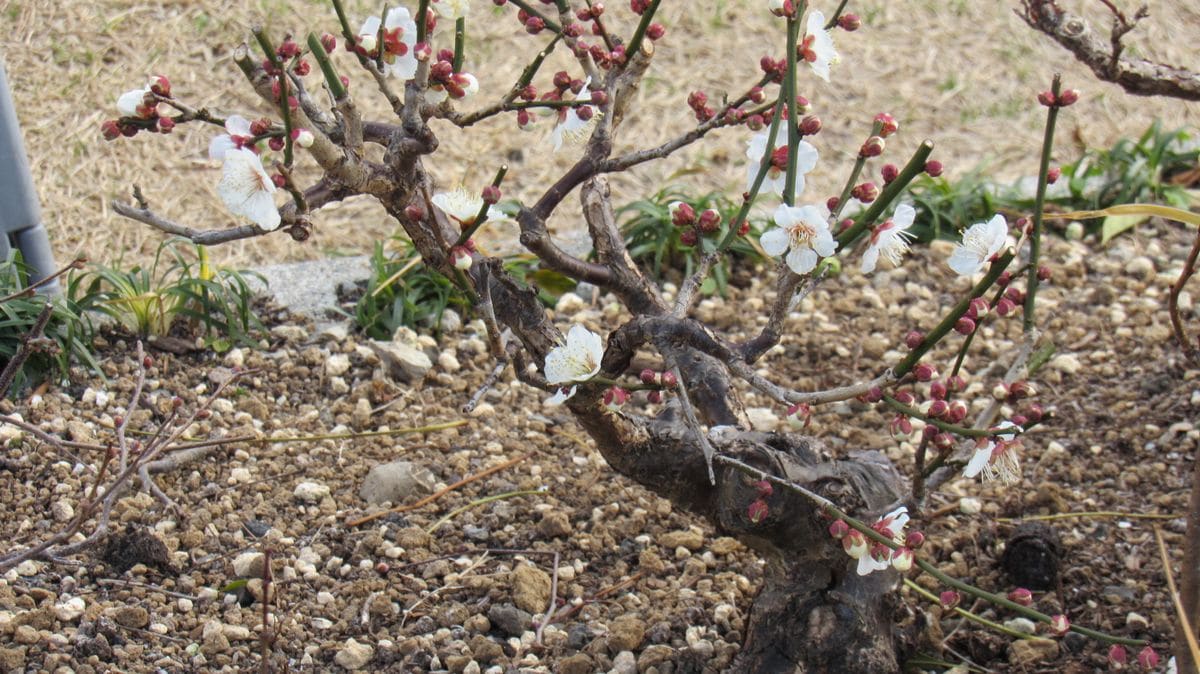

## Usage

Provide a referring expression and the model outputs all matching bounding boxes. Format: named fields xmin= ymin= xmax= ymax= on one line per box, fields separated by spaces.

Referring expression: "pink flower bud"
xmin=1107 ymin=644 xmax=1127 ymax=667
xmin=268 ymin=136 xmax=285 ymax=152
xmin=947 ymin=374 xmax=967 ymax=392
xmin=1057 ymin=89 xmax=1079 ymax=106
xmin=904 ymin=330 xmax=923 ymax=350
xmin=291 ymin=128 xmax=314 ymax=148
xmin=904 ymin=531 xmax=925 ymax=549
xmin=1136 ymin=647 xmax=1159 ymax=668
xmin=933 ymin=432 xmax=954 ymax=450
xmin=843 ymin=530 xmax=868 ymax=559
xmin=913 ymin=363 xmax=937 ymax=382
xmin=860 ymin=135 xmax=885 ymax=157
xmin=939 ymin=590 xmax=960 ymax=610
xmin=748 ymin=86 xmax=765 ymax=103
xmin=889 ymin=415 xmax=912 ymax=440
xmin=825 ymin=196 xmax=840 ymax=212
xmin=640 ymin=368 xmax=657 ymax=385
xmin=414 ymin=42 xmax=432 ymax=62
xmin=687 ymin=91 xmax=708 ymax=112
xmin=1047 ymin=166 xmax=1061 ymax=184
xmin=747 ymin=499 xmax=769 ymax=524
xmin=1009 ymin=380 xmax=1036 ymax=400
xmin=753 ymin=480 xmax=774 ymax=498
xmin=954 ymin=316 xmax=975 ymax=335
xmin=1005 ymin=286 xmax=1024 ymax=303
xmin=1037 ymin=90 xmax=1056 ymax=107
xmin=679 ymin=229 xmax=698 ymax=246
xmin=320 ymin=33 xmax=337 ymax=53
xmin=451 ymin=246 xmax=473 ymax=270
xmin=1023 ymin=403 xmax=1044 ymax=423
xmin=923 ymin=160 xmax=944 ymax=177
xmin=660 ymin=370 xmax=678 ymax=388
xmin=647 ymin=390 xmax=663 ymax=404
xmin=277 ymin=38 xmax=300 ymax=60
xmin=1049 ymin=614 xmax=1070 ymax=636
xmin=525 ymin=15 xmax=545 ymax=34
xmin=880 ymin=163 xmax=899 ymax=184
xmin=271 ymin=174 xmax=287 ymax=188
xmin=837 ymin=13 xmax=861 ymax=31
xmin=101 ymin=120 xmax=122 ymax=141
xmin=482 ymin=185 xmax=502 ymax=205
xmin=517 ymin=109 xmax=532 ymax=128
xmin=150 ymin=75 xmax=171 ymax=97
xmin=1007 ymin=587 xmax=1033 ymax=606
xmin=894 ymin=390 xmax=915 ymax=405
xmin=995 ymin=297 xmax=1017 ymax=317
xmin=603 ymin=386 xmax=630 ymax=411
xmin=969 ymin=297 xmax=990 ymax=320
xmin=928 ymin=399 xmax=948 ymax=419
xmin=800 ymin=115 xmax=822 ymax=135
xmin=563 ymin=22 xmax=584 ymax=38
xmin=698 ymin=209 xmax=721 ymax=233
xmin=891 ymin=547 xmax=914 ymax=572
xmin=646 ymin=23 xmax=666 ymax=40
xmin=828 ymin=519 xmax=850 ymax=539
xmin=1037 ymin=265 xmax=1052 ymax=282
xmin=930 ymin=380 xmax=947 ymax=400
xmin=869 ymin=543 xmax=891 ymax=564
xmin=293 ymin=60 xmax=311 ymax=76
xmin=874 ymin=113 xmax=898 ymax=137
xmin=793 ymin=95 xmax=810 ymax=114
xmin=851 ymin=182 xmax=878 ymax=203
xmin=946 ymin=400 xmax=968 ymax=424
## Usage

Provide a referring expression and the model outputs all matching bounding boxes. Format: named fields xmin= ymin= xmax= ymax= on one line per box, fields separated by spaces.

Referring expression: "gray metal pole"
xmin=0 ymin=60 xmax=60 ymax=294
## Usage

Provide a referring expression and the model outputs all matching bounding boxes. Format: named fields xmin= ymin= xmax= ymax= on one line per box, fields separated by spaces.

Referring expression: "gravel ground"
xmin=0 ymin=216 xmax=1197 ymax=672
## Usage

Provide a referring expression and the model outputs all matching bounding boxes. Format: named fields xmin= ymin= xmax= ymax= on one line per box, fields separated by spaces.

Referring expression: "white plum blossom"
xmin=543 ymin=325 xmax=605 ymax=404
xmin=431 ymin=186 xmax=507 ymax=226
xmin=861 ymin=204 xmax=917 ymax=274
xmin=550 ymin=78 xmax=601 ymax=152
xmin=217 ymin=148 xmax=280 ymax=231
xmin=116 ymin=87 xmax=151 ymax=117
xmin=760 ymin=203 xmax=837 ymax=275
xmin=948 ymin=214 xmax=1008 ymax=276
xmin=745 ymin=126 xmax=818 ymax=198
xmin=963 ymin=422 xmax=1022 ymax=484
xmin=857 ymin=507 xmax=909 ymax=576
xmin=208 ymin=115 xmax=255 ymax=161
xmin=360 ymin=7 xmax=418 ymax=80
xmin=802 ymin=10 xmax=839 ymax=82
xmin=433 ymin=0 xmax=469 ymax=19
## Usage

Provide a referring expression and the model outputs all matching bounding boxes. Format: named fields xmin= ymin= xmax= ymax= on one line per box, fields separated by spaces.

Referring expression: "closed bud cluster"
xmin=837 ymin=13 xmax=861 ymax=31
xmin=697 ymin=209 xmax=721 ymax=233
xmin=851 ymin=182 xmax=878 ymax=203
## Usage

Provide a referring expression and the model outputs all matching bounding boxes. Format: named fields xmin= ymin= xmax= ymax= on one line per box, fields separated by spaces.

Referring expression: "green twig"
xmin=455 ymin=165 xmax=509 ymax=247
xmin=625 ymin=0 xmax=664 ymax=58
xmin=425 ymin=488 xmax=546 ymax=534
xmin=307 ymin=33 xmax=347 ymax=99
xmin=904 ymin=578 xmax=1056 ymax=642
xmin=505 ymin=0 xmax=562 ymax=33
xmin=836 ymin=140 xmax=935 ymax=249
xmin=453 ymin=17 xmax=465 ymax=72
xmin=782 ymin=10 xmax=802 ymax=206
xmin=1024 ymin=74 xmax=1063 ymax=333
xmin=251 ymin=27 xmax=294 ymax=167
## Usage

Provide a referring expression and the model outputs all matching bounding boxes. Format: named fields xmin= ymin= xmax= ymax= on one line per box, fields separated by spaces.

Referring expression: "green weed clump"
xmin=0 ymin=255 xmax=98 ymax=395
xmin=70 ymin=239 xmax=265 ymax=352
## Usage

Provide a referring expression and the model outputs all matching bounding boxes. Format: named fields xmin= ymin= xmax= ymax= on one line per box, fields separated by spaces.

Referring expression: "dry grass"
xmin=2 ymin=0 xmax=1197 ymax=270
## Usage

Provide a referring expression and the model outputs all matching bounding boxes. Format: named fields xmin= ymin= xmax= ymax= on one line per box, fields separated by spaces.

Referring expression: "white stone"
xmin=959 ymin=497 xmax=982 ymax=515
xmin=1003 ymin=617 xmax=1037 ymax=634
xmin=293 ymin=481 xmax=331 ymax=503
xmin=325 ymin=353 xmax=352 ymax=377
xmin=1049 ymin=354 xmax=1082 ymax=375
xmin=437 ymin=351 xmax=461 ymax=373
xmin=334 ymin=638 xmax=375 ymax=670
xmin=745 ymin=407 xmax=781 ymax=431
xmin=51 ymin=500 xmax=74 ymax=523
xmin=554 ymin=292 xmax=587 ymax=314
xmin=368 ymin=340 xmax=432 ymax=382
xmin=228 ymin=468 xmax=252 ymax=484
xmin=232 ymin=552 xmax=265 ymax=578
xmin=223 ymin=348 xmax=245 ymax=369
xmin=54 ymin=596 xmax=85 ymax=622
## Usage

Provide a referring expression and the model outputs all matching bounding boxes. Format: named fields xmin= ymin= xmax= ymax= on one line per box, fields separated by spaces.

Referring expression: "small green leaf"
xmin=219 ymin=579 xmax=248 ymax=593
xmin=1100 ymin=213 xmax=1148 ymax=244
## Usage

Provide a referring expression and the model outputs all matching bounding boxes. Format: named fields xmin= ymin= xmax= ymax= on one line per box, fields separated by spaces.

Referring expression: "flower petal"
xmin=893 ymin=204 xmax=916 ymax=229
xmin=225 ymin=114 xmax=252 ymax=136
xmin=546 ymin=385 xmax=577 ymax=406
xmin=861 ymin=245 xmax=880 ymax=274
xmin=786 ymin=246 xmax=818 ymax=274
xmin=218 ymin=148 xmax=279 ymax=231
xmin=947 ymin=246 xmax=983 ymax=276
xmin=759 ymin=227 xmax=790 ymax=257
xmin=117 ymin=88 xmax=148 ymax=117
xmin=208 ymin=135 xmax=236 ymax=161
xmin=963 ymin=443 xmax=993 ymax=478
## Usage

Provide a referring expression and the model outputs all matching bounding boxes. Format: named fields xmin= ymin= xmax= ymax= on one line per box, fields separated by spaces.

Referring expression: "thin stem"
xmin=415 ymin=0 xmax=430 ymax=44
xmin=823 ymin=0 xmax=851 ymax=30
xmin=717 ymin=94 xmax=786 ymax=251
xmin=625 ymin=0 xmax=664 ymax=58
xmin=782 ymin=10 xmax=802 ymax=206
xmin=453 ymin=17 xmax=465 ymax=72
xmin=506 ymin=0 xmax=562 ymax=33
xmin=252 ymin=27 xmax=295 ymax=167
xmin=893 ymin=251 xmax=1015 ymax=378
xmin=425 ymin=489 xmax=546 ymax=534
xmin=836 ymin=141 xmax=934 ymax=249
xmin=904 ymin=578 xmax=1054 ymax=642
xmin=307 ymin=33 xmax=347 ymax=99
xmin=1023 ymin=74 xmax=1062 ymax=333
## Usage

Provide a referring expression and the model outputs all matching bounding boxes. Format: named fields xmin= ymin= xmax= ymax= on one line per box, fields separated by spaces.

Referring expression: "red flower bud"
xmin=679 ymin=228 xmax=698 ymax=246
xmin=698 ymin=209 xmax=721 ymax=233
xmin=754 ymin=480 xmax=774 ymax=498
xmin=924 ymin=160 xmax=943 ymax=177
xmin=150 ymin=75 xmax=171 ymax=97
xmin=277 ymin=39 xmax=300 ymax=60
xmin=647 ymin=390 xmax=663 ymax=404
xmin=1057 ymin=89 xmax=1079 ymax=106
xmin=828 ymin=519 xmax=850 ymax=539
xmin=880 ymin=164 xmax=899 ymax=184
xmin=851 ymin=182 xmax=878 ymax=203
xmin=904 ymin=531 xmax=925 ymax=549
xmin=320 ymin=33 xmax=337 ymax=53
xmin=404 ymin=203 xmax=425 ymax=221
xmin=1007 ymin=587 xmax=1033 ymax=606
xmin=799 ymin=115 xmax=822 ymax=135
xmin=904 ymin=330 xmax=923 ymax=350
xmin=913 ymin=363 xmax=937 ymax=382
xmin=1037 ymin=265 xmax=1052 ymax=282
xmin=1107 ymin=644 xmax=1127 ymax=667
xmin=660 ymin=370 xmax=678 ymax=388
xmin=101 ymin=120 xmax=121 ymax=141
xmin=860 ymin=136 xmax=885 ymax=157
xmin=482 ymin=185 xmax=502 ymax=205
xmin=1047 ymin=166 xmax=1061 ymax=184
xmin=954 ymin=316 xmax=976 ymax=335
xmin=1037 ymin=90 xmax=1056 ymax=107
xmin=939 ymin=590 xmax=960 ymax=609
xmin=646 ymin=23 xmax=665 ymax=40
xmin=825 ymin=196 xmax=840 ymax=212
xmin=837 ymin=13 xmax=861 ymax=31
xmin=747 ymin=499 xmax=769 ymax=524
xmin=525 ymin=16 xmax=545 ymax=33
xmin=1050 ymin=614 xmax=1070 ymax=636
xmin=930 ymin=380 xmax=947 ymax=400
xmin=640 ymin=368 xmax=657 ymax=385
xmin=995 ymin=297 xmax=1017 ymax=317
xmin=874 ymin=113 xmax=898 ymax=137
xmin=268 ymin=136 xmax=285 ymax=152
xmin=271 ymin=174 xmax=287 ymax=188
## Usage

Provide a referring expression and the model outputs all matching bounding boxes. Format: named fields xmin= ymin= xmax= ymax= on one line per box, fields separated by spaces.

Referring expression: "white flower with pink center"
xmin=759 ymin=203 xmax=837 ymax=275
xmin=801 ymin=10 xmax=838 ymax=82
xmin=857 ymin=506 xmax=909 ymax=576
xmin=550 ymin=79 xmax=600 ymax=152
xmin=543 ymin=325 xmax=604 ymax=404
xmin=745 ymin=127 xmax=819 ymax=198
xmin=861 ymin=204 xmax=917 ymax=274
xmin=359 ymin=7 xmax=418 ymax=80
xmin=208 ymin=115 xmax=255 ymax=161
xmin=963 ymin=422 xmax=1022 ymax=484
xmin=948 ymin=214 xmax=1008 ymax=276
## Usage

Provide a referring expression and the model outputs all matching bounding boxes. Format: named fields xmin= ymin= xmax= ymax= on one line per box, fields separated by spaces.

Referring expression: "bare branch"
xmin=1019 ymin=1 xmax=1200 ymax=100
